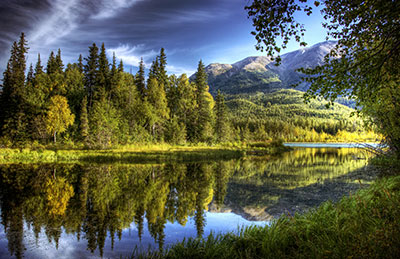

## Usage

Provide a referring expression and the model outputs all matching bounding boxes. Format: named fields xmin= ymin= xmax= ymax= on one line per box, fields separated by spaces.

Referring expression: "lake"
xmin=0 ymin=146 xmax=376 ymax=258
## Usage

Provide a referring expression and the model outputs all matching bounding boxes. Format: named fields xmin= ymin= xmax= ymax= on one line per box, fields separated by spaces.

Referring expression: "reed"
xmin=138 ymin=175 xmax=400 ymax=258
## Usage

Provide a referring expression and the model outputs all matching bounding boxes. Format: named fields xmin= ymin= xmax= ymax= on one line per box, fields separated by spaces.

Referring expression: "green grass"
xmin=137 ymin=175 xmax=400 ymax=258
xmin=0 ymin=141 xmax=289 ymax=163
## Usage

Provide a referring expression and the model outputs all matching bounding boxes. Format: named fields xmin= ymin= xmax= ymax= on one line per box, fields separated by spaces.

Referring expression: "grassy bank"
xmin=0 ymin=141 xmax=289 ymax=163
xmin=138 ymin=174 xmax=400 ymax=258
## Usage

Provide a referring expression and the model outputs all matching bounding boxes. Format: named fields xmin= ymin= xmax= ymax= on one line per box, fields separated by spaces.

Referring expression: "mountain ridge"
xmin=192 ymin=40 xmax=337 ymax=94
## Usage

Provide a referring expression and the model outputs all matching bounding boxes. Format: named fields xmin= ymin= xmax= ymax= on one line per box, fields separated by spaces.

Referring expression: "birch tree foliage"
xmin=46 ymin=95 xmax=75 ymax=143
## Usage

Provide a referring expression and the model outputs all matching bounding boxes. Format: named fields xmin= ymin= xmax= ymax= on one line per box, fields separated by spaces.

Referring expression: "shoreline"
xmin=0 ymin=142 xmax=289 ymax=163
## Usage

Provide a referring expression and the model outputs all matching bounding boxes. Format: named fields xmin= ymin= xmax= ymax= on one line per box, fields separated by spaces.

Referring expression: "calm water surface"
xmin=0 ymin=146 xmax=375 ymax=258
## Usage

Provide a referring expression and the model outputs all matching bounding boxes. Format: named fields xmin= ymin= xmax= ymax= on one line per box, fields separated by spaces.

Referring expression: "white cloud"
xmin=91 ymin=0 xmax=144 ymax=19
xmin=29 ymin=0 xmax=82 ymax=45
xmin=107 ymin=44 xmax=157 ymax=67
xmin=166 ymin=64 xmax=195 ymax=76
xmin=28 ymin=0 xmax=143 ymax=47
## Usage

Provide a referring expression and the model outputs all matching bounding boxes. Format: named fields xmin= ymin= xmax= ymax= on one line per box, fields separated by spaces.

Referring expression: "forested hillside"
xmin=0 ymin=34 xmax=376 ymax=148
xmin=225 ymin=90 xmax=376 ymax=142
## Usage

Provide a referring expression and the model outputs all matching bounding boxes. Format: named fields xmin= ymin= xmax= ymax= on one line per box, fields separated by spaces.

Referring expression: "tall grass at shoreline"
xmin=136 ymin=175 xmax=400 ymax=259
xmin=0 ymin=141 xmax=289 ymax=163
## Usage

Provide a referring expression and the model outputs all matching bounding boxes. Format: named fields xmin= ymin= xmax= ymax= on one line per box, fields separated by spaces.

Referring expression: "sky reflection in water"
xmin=0 ymin=147 xmax=374 ymax=258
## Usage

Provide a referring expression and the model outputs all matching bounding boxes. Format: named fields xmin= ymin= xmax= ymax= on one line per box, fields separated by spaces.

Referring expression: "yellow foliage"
xmin=45 ymin=176 xmax=74 ymax=217
xmin=45 ymin=95 xmax=75 ymax=142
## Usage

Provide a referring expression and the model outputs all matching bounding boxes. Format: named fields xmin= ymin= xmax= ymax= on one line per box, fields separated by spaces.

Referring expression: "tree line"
xmin=0 ymin=33 xmax=229 ymax=147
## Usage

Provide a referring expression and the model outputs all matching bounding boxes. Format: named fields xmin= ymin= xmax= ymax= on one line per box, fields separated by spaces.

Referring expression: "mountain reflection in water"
xmin=0 ymin=147 xmax=374 ymax=258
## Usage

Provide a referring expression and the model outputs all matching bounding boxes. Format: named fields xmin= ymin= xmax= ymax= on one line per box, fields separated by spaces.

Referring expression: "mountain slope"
xmin=197 ymin=41 xmax=337 ymax=94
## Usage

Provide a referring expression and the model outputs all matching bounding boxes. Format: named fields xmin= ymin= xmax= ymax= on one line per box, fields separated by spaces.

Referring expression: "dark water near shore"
xmin=0 ymin=147 xmax=375 ymax=258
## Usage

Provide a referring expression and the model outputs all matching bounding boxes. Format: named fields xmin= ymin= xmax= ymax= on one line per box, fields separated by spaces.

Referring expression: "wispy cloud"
xmin=107 ymin=44 xmax=157 ymax=67
xmin=91 ymin=0 xmax=144 ymax=19
xmin=28 ymin=0 xmax=143 ymax=46
xmin=166 ymin=64 xmax=195 ymax=76
xmin=158 ymin=9 xmax=224 ymax=24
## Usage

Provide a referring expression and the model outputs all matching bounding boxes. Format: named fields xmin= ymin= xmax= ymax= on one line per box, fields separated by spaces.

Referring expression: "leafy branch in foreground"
xmin=246 ymin=0 xmax=400 ymax=156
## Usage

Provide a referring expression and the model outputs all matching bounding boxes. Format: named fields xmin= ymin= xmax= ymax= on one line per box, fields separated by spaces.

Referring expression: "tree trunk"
xmin=54 ymin=131 xmax=57 ymax=143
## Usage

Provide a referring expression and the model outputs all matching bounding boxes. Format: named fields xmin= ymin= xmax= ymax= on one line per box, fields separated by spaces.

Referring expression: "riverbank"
xmin=0 ymin=141 xmax=289 ymax=163
xmin=138 ymin=169 xmax=400 ymax=258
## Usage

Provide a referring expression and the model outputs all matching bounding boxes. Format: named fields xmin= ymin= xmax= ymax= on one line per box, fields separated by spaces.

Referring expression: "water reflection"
xmin=0 ymin=147 xmax=373 ymax=258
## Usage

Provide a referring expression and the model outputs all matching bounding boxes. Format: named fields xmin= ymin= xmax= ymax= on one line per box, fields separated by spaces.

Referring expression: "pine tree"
xmin=148 ymin=57 xmax=159 ymax=80
xmin=118 ymin=59 xmax=124 ymax=72
xmin=158 ymin=48 xmax=168 ymax=90
xmin=46 ymin=50 xmax=66 ymax=96
xmin=135 ymin=58 xmax=146 ymax=100
xmin=77 ymin=54 xmax=84 ymax=73
xmin=34 ymin=54 xmax=43 ymax=76
xmin=65 ymin=63 xmax=85 ymax=125
xmin=109 ymin=52 xmax=119 ymax=101
xmin=0 ymin=33 xmax=29 ymax=140
xmin=46 ymin=51 xmax=56 ymax=74
xmin=80 ymin=96 xmax=89 ymax=144
xmin=146 ymin=77 xmax=169 ymax=137
xmin=194 ymin=60 xmax=214 ymax=142
xmin=98 ymin=43 xmax=110 ymax=93
xmin=84 ymin=43 xmax=99 ymax=109
xmin=214 ymin=90 xmax=229 ymax=142
xmin=55 ymin=49 xmax=64 ymax=73
xmin=26 ymin=64 xmax=34 ymax=85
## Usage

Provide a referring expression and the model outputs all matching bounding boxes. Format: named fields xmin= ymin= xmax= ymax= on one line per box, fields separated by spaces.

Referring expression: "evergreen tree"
xmin=34 ymin=54 xmax=43 ymax=76
xmin=214 ymin=90 xmax=229 ymax=142
xmin=55 ymin=49 xmax=64 ymax=73
xmin=148 ymin=58 xmax=159 ymax=80
xmin=77 ymin=54 xmax=84 ymax=73
xmin=84 ymin=43 xmax=99 ymax=109
xmin=118 ymin=59 xmax=124 ymax=72
xmin=109 ymin=52 xmax=119 ymax=101
xmin=0 ymin=33 xmax=29 ymax=141
xmin=167 ymin=74 xmax=196 ymax=142
xmin=146 ymin=77 xmax=169 ymax=138
xmin=98 ymin=43 xmax=110 ymax=93
xmin=80 ymin=96 xmax=89 ymax=144
xmin=89 ymin=96 xmax=119 ymax=148
xmin=135 ymin=58 xmax=146 ymax=100
xmin=158 ymin=48 xmax=168 ymax=88
xmin=194 ymin=60 xmax=214 ymax=142
xmin=47 ymin=51 xmax=66 ymax=97
xmin=46 ymin=51 xmax=56 ymax=74
xmin=26 ymin=64 xmax=34 ymax=85
xmin=65 ymin=63 xmax=85 ymax=128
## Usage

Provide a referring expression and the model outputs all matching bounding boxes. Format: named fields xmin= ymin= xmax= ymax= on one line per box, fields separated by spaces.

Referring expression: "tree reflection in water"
xmin=0 ymin=147 xmax=372 ymax=258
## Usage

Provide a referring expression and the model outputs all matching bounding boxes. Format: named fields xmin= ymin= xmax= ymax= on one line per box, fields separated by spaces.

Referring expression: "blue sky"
xmin=0 ymin=0 xmax=327 ymax=75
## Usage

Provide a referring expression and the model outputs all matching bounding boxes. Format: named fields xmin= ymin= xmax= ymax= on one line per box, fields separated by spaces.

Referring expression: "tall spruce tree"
xmin=77 ymin=54 xmax=84 ymax=73
xmin=84 ymin=43 xmax=99 ymax=109
xmin=46 ymin=51 xmax=56 ymax=74
xmin=118 ymin=59 xmax=124 ymax=72
xmin=157 ymin=48 xmax=169 ymax=91
xmin=80 ymin=96 xmax=89 ymax=144
xmin=34 ymin=54 xmax=43 ymax=76
xmin=109 ymin=52 xmax=119 ymax=101
xmin=26 ymin=64 xmax=34 ymax=85
xmin=55 ymin=49 xmax=64 ymax=73
xmin=98 ymin=43 xmax=110 ymax=93
xmin=214 ymin=90 xmax=228 ymax=142
xmin=146 ymin=77 xmax=169 ymax=137
xmin=194 ymin=60 xmax=213 ymax=142
xmin=0 ymin=33 xmax=29 ymax=141
xmin=135 ymin=58 xmax=146 ymax=100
